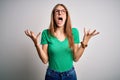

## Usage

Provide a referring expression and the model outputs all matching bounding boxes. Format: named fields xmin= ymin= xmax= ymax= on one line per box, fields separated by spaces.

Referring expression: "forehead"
xmin=55 ymin=5 xmax=65 ymax=10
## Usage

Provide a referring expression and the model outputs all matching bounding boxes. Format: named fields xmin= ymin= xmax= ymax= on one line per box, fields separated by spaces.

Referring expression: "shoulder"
xmin=72 ymin=28 xmax=80 ymax=43
xmin=41 ymin=29 xmax=49 ymax=37
xmin=41 ymin=29 xmax=53 ymax=38
xmin=41 ymin=29 xmax=49 ymax=35
xmin=72 ymin=27 xmax=80 ymax=38
xmin=72 ymin=28 xmax=79 ymax=33
xmin=42 ymin=29 xmax=48 ymax=33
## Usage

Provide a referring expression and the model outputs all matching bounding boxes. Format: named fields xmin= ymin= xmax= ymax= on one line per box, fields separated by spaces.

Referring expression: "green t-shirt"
xmin=41 ymin=28 xmax=80 ymax=72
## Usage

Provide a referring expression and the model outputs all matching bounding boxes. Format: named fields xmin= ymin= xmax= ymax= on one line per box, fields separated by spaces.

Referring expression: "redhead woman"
xmin=25 ymin=4 xmax=99 ymax=80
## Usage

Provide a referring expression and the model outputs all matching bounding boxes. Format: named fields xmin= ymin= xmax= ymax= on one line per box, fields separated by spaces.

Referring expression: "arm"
xmin=73 ymin=28 xmax=100 ymax=62
xmin=73 ymin=44 xmax=85 ymax=62
xmin=24 ymin=30 xmax=48 ymax=64
xmin=35 ymin=44 xmax=48 ymax=64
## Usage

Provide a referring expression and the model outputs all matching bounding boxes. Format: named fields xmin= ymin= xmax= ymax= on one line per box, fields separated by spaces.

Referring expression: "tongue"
xmin=58 ymin=17 xmax=63 ymax=24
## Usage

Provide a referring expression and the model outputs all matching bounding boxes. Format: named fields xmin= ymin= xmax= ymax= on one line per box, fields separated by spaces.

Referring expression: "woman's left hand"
xmin=82 ymin=28 xmax=100 ymax=45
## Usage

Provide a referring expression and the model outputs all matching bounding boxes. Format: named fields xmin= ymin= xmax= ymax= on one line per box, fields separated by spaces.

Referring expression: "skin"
xmin=54 ymin=6 xmax=66 ymax=28
xmin=24 ymin=5 xmax=99 ymax=64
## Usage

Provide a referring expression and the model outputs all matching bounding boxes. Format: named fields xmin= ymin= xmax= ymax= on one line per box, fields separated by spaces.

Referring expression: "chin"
xmin=57 ymin=24 xmax=65 ymax=28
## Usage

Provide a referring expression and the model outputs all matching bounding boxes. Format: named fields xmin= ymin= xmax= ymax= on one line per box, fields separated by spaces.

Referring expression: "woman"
xmin=24 ymin=4 xmax=99 ymax=80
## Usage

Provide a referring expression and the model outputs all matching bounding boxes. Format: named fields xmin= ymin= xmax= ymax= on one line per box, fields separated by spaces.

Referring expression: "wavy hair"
xmin=48 ymin=4 xmax=74 ymax=49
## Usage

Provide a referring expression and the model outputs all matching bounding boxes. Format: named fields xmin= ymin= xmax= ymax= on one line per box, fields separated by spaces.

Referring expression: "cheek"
xmin=64 ymin=15 xmax=67 ymax=22
xmin=54 ymin=15 xmax=57 ymax=21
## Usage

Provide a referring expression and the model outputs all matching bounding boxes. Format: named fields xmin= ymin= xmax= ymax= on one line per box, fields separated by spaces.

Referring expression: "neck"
xmin=56 ymin=26 xmax=64 ymax=34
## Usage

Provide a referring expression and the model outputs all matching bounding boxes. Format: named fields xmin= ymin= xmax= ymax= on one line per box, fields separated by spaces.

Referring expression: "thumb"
xmin=36 ymin=32 xmax=41 ymax=38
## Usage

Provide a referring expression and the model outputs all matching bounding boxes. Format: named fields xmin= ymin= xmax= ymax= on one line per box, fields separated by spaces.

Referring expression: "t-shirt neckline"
xmin=54 ymin=37 xmax=67 ymax=43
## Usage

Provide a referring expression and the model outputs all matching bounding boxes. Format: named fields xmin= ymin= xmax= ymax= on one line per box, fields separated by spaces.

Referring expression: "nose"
xmin=58 ymin=10 xmax=62 ymax=15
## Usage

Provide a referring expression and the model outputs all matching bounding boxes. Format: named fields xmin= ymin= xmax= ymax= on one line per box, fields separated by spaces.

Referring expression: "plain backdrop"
xmin=0 ymin=0 xmax=120 ymax=80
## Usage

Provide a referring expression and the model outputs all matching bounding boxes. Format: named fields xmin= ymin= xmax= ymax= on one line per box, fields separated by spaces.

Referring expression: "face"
xmin=54 ymin=5 xmax=67 ymax=27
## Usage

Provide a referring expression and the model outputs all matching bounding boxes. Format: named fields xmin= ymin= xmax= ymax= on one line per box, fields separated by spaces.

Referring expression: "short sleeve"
xmin=40 ymin=29 xmax=48 ymax=44
xmin=72 ymin=28 xmax=80 ymax=44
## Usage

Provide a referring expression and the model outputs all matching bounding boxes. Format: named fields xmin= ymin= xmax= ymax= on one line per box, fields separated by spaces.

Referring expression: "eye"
xmin=55 ymin=10 xmax=59 ymax=13
xmin=61 ymin=10 xmax=66 ymax=13
xmin=54 ymin=9 xmax=66 ymax=14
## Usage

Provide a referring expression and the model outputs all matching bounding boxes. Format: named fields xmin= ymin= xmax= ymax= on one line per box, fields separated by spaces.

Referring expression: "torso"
xmin=41 ymin=28 xmax=80 ymax=72
xmin=54 ymin=32 xmax=66 ymax=42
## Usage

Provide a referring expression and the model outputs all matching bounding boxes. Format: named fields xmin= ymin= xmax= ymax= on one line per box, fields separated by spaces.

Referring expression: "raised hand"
xmin=24 ymin=29 xmax=41 ymax=45
xmin=83 ymin=28 xmax=100 ymax=45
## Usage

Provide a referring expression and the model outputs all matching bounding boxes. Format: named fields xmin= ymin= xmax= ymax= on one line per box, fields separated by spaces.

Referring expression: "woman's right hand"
xmin=24 ymin=29 xmax=41 ymax=46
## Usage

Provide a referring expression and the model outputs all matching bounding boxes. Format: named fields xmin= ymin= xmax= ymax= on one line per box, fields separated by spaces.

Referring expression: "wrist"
xmin=81 ymin=41 xmax=88 ymax=48
xmin=34 ymin=42 xmax=40 ymax=47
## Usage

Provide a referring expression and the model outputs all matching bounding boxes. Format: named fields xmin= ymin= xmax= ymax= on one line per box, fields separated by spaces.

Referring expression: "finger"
xmin=91 ymin=29 xmax=96 ymax=35
xmin=84 ymin=28 xmax=86 ymax=35
xmin=27 ymin=30 xmax=30 ymax=35
xmin=37 ymin=32 xmax=41 ymax=38
xmin=93 ymin=32 xmax=100 ymax=36
xmin=28 ymin=30 xmax=32 ymax=37
xmin=25 ymin=29 xmax=30 ymax=36
xmin=30 ymin=31 xmax=34 ymax=37
xmin=24 ymin=30 xmax=27 ymax=35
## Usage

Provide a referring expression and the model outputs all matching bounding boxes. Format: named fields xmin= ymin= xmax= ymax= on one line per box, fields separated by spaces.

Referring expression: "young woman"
xmin=25 ymin=4 xmax=99 ymax=80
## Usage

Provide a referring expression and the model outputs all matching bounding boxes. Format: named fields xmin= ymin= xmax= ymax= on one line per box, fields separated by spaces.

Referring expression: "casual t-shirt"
xmin=41 ymin=28 xmax=80 ymax=72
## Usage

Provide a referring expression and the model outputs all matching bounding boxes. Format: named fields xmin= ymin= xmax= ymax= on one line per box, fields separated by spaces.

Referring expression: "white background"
xmin=0 ymin=0 xmax=120 ymax=80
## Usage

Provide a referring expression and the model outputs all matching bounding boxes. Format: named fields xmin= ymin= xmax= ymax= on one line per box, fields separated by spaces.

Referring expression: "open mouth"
xmin=58 ymin=17 xmax=63 ymax=21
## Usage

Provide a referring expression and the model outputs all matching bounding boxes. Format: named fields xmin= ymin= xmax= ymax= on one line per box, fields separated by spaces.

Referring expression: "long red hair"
xmin=48 ymin=4 xmax=74 ymax=49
